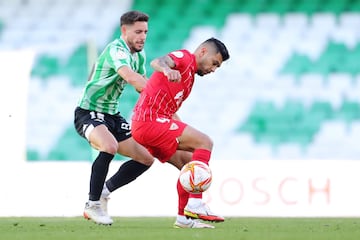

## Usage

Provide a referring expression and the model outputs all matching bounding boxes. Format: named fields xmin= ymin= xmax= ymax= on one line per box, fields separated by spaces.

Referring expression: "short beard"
xmin=133 ymin=47 xmax=142 ymax=53
xmin=196 ymin=70 xmax=204 ymax=76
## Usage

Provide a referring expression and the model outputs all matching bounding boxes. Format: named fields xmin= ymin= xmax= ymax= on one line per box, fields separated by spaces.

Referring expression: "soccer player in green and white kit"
xmin=74 ymin=11 xmax=154 ymax=225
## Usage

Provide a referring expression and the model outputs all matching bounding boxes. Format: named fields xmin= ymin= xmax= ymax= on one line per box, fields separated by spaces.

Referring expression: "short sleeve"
xmin=107 ymin=45 xmax=131 ymax=71
xmin=168 ymin=50 xmax=191 ymax=69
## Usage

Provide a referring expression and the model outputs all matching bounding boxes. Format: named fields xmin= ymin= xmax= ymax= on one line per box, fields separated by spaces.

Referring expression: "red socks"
xmin=192 ymin=149 xmax=211 ymax=165
xmin=177 ymin=179 xmax=189 ymax=215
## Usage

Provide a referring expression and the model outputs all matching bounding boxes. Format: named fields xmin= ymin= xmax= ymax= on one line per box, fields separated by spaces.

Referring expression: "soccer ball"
xmin=179 ymin=160 xmax=212 ymax=194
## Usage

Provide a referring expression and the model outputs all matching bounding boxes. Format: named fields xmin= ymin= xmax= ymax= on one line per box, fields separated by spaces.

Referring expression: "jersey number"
xmin=89 ymin=111 xmax=105 ymax=122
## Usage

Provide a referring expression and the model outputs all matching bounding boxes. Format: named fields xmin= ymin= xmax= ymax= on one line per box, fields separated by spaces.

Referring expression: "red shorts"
xmin=131 ymin=118 xmax=187 ymax=163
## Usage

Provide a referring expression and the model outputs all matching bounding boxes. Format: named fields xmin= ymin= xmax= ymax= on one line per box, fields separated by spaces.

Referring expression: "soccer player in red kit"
xmin=132 ymin=38 xmax=230 ymax=228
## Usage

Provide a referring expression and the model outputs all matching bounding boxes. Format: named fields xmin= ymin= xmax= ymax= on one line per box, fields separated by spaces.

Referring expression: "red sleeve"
xmin=168 ymin=50 xmax=191 ymax=70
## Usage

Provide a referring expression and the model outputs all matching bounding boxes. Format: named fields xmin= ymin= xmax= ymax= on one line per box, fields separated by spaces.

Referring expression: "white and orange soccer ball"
xmin=179 ymin=160 xmax=212 ymax=194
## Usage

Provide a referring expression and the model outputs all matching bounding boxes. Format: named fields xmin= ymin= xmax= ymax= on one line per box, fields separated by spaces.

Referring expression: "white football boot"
xmin=174 ymin=218 xmax=214 ymax=229
xmin=184 ymin=202 xmax=224 ymax=222
xmin=83 ymin=201 xmax=113 ymax=225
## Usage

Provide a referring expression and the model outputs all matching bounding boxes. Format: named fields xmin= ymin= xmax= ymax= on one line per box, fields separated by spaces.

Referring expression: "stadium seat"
xmin=310 ymin=13 xmax=337 ymax=36
xmin=336 ymin=101 xmax=360 ymax=123
xmin=237 ymin=0 xmax=265 ymax=14
xmin=282 ymin=13 xmax=309 ymax=30
xmin=255 ymin=13 xmax=281 ymax=30
xmin=326 ymin=73 xmax=353 ymax=95
xmin=321 ymin=0 xmax=348 ymax=14
xmin=295 ymin=0 xmax=322 ymax=15
xmin=266 ymin=0 xmax=294 ymax=14
xmin=339 ymin=12 xmax=360 ymax=29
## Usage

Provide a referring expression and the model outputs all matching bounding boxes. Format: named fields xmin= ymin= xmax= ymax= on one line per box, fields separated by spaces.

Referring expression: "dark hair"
xmin=120 ymin=10 xmax=149 ymax=26
xmin=204 ymin=37 xmax=230 ymax=61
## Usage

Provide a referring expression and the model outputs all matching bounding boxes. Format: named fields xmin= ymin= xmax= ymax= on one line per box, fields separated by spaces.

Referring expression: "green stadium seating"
xmin=280 ymin=54 xmax=312 ymax=76
xmin=63 ymin=44 xmax=89 ymax=87
xmin=282 ymin=42 xmax=360 ymax=77
xmin=237 ymin=97 xmax=360 ymax=150
xmin=238 ymin=0 xmax=266 ymax=14
xmin=0 ymin=20 xmax=3 ymax=35
xmin=337 ymin=101 xmax=360 ymax=123
xmin=350 ymin=0 xmax=360 ymax=11
xmin=31 ymin=55 xmax=60 ymax=80
xmin=321 ymin=0 xmax=349 ymax=14
xmin=266 ymin=0 xmax=295 ymax=14
xmin=26 ymin=150 xmax=41 ymax=161
xmin=3 ymin=0 xmax=360 ymax=160
xmin=53 ymin=127 xmax=91 ymax=161
xmin=309 ymin=101 xmax=334 ymax=120
xmin=31 ymin=44 xmax=89 ymax=86
xmin=295 ymin=0 xmax=322 ymax=15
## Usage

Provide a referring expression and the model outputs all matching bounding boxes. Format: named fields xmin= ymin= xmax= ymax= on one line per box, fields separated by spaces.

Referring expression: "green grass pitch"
xmin=1 ymin=217 xmax=360 ymax=240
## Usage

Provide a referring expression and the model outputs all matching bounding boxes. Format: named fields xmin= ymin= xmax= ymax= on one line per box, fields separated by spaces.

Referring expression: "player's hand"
xmin=164 ymin=69 xmax=181 ymax=82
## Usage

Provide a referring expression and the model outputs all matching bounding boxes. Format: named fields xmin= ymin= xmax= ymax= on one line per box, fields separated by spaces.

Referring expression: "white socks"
xmin=187 ymin=198 xmax=202 ymax=207
xmin=88 ymin=200 xmax=101 ymax=206
xmin=101 ymin=184 xmax=111 ymax=198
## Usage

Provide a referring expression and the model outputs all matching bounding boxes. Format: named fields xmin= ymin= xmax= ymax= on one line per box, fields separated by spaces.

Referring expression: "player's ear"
xmin=200 ymin=47 xmax=207 ymax=57
xmin=121 ymin=25 xmax=127 ymax=35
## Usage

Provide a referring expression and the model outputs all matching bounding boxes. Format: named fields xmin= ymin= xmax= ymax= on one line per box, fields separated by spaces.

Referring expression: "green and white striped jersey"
xmin=78 ymin=37 xmax=146 ymax=115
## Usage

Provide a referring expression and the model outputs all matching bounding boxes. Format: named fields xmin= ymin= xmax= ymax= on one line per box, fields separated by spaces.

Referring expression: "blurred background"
xmin=1 ymin=0 xmax=359 ymax=162
xmin=1 ymin=0 xmax=360 ymax=217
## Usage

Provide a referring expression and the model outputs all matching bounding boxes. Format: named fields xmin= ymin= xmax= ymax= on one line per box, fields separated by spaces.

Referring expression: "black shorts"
xmin=74 ymin=107 xmax=132 ymax=142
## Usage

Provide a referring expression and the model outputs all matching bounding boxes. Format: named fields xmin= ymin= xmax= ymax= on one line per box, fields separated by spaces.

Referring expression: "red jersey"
xmin=132 ymin=49 xmax=197 ymax=121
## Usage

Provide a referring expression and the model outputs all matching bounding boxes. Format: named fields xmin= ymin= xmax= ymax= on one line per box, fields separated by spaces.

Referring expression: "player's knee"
xmin=140 ymin=155 xmax=154 ymax=166
xmin=200 ymin=134 xmax=213 ymax=150
xmin=100 ymin=143 xmax=118 ymax=155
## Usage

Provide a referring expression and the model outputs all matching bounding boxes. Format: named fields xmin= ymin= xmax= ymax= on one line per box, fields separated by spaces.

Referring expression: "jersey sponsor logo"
xmin=171 ymin=51 xmax=184 ymax=58
xmin=116 ymin=49 xmax=128 ymax=60
xmin=169 ymin=122 xmax=179 ymax=130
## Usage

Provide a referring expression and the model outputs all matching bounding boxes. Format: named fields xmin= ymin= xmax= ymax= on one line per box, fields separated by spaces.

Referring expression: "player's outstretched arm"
xmin=117 ymin=65 xmax=147 ymax=92
xmin=151 ymin=55 xmax=181 ymax=82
